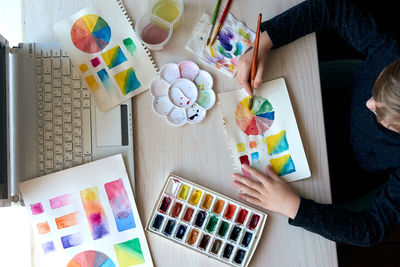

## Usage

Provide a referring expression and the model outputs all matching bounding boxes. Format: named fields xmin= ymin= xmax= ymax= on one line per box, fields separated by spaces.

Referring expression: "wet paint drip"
xmin=159 ymin=196 xmax=172 ymax=213
xmin=248 ymin=213 xmax=260 ymax=230
xmin=200 ymin=194 xmax=213 ymax=210
xmin=163 ymin=219 xmax=176 ymax=236
xmin=175 ymin=224 xmax=187 ymax=240
xmin=205 ymin=215 xmax=219 ymax=233
xmin=186 ymin=229 xmax=199 ymax=246
xmin=183 ymin=207 xmax=194 ymax=222
xmin=152 ymin=214 xmax=164 ymax=230
xmin=212 ymin=199 xmax=225 ymax=215
xmin=223 ymin=204 xmax=237 ymax=220
xmin=235 ymin=209 xmax=249 ymax=225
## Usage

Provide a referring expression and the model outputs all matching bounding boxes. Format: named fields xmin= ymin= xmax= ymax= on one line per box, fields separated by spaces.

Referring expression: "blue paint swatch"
xmin=41 ymin=241 xmax=55 ymax=254
xmin=61 ymin=232 xmax=82 ymax=249
xmin=97 ymin=68 xmax=113 ymax=91
xmin=251 ymin=152 xmax=259 ymax=162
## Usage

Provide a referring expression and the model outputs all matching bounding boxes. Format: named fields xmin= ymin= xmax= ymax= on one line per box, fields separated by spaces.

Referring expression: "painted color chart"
xmin=218 ymin=78 xmax=310 ymax=182
xmin=19 ymin=154 xmax=153 ymax=267
xmin=147 ymin=175 xmax=267 ymax=267
xmin=54 ymin=0 xmax=157 ymax=111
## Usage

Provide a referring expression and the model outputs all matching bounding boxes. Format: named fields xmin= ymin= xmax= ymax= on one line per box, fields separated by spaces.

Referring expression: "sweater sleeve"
xmin=261 ymin=0 xmax=394 ymax=58
xmin=289 ymin=168 xmax=400 ymax=246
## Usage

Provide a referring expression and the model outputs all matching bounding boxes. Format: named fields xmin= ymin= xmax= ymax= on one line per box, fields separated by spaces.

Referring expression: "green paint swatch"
xmin=123 ymin=38 xmax=137 ymax=56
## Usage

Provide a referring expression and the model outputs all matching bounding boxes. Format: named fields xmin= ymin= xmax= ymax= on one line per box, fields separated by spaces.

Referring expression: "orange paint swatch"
xmin=37 ymin=221 xmax=50 ymax=234
xmin=55 ymin=212 xmax=79 ymax=229
xmin=249 ymin=141 xmax=257 ymax=149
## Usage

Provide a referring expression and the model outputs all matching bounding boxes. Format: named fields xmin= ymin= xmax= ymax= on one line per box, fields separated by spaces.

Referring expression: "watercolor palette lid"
xmin=150 ymin=61 xmax=216 ymax=126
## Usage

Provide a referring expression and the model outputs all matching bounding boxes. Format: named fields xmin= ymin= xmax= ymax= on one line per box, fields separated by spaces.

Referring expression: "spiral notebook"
xmin=53 ymin=0 xmax=158 ymax=112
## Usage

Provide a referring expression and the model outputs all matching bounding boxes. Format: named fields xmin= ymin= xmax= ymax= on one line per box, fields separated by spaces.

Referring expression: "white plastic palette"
xmin=146 ymin=174 xmax=268 ymax=267
xmin=150 ymin=61 xmax=216 ymax=126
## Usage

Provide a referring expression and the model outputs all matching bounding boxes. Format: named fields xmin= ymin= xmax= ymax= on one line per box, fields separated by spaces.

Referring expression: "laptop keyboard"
xmin=35 ymin=48 xmax=92 ymax=176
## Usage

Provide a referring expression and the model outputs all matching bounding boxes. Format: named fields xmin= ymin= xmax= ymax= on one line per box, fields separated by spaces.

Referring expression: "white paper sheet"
xmin=218 ymin=78 xmax=310 ymax=182
xmin=19 ymin=154 xmax=153 ymax=267
xmin=53 ymin=0 xmax=157 ymax=112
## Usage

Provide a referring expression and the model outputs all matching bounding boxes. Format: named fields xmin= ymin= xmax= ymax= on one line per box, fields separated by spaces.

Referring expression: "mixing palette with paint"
xmin=150 ymin=61 xmax=216 ymax=126
xmin=146 ymin=175 xmax=267 ymax=267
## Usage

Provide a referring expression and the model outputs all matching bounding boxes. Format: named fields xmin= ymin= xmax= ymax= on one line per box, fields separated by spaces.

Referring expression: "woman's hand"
xmin=236 ymin=31 xmax=273 ymax=96
xmin=232 ymin=164 xmax=300 ymax=219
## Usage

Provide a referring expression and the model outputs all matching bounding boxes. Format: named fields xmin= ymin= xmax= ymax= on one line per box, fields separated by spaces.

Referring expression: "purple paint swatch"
xmin=61 ymin=232 xmax=82 ymax=249
xmin=91 ymin=57 xmax=101 ymax=67
xmin=49 ymin=194 xmax=70 ymax=209
xmin=218 ymin=30 xmax=234 ymax=51
xmin=30 ymin=203 xmax=44 ymax=215
xmin=104 ymin=179 xmax=136 ymax=232
xmin=41 ymin=241 xmax=55 ymax=254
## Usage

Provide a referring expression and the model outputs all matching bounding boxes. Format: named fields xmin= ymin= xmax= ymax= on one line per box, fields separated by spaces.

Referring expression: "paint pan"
xmin=146 ymin=174 xmax=268 ymax=267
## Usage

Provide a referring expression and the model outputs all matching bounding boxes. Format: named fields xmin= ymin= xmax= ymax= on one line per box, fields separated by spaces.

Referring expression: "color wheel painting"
xmin=235 ymin=96 xmax=275 ymax=136
xmin=67 ymin=250 xmax=116 ymax=267
xmin=71 ymin=14 xmax=111 ymax=53
xmin=218 ymin=78 xmax=311 ymax=182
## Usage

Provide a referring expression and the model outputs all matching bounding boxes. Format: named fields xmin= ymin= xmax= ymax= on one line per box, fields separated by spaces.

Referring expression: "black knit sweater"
xmin=261 ymin=0 xmax=400 ymax=246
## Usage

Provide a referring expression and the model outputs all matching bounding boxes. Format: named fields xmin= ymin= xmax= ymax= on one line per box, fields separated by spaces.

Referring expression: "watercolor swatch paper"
xmin=53 ymin=0 xmax=157 ymax=112
xmin=19 ymin=154 xmax=153 ymax=267
xmin=218 ymin=78 xmax=310 ymax=182
xmin=186 ymin=12 xmax=255 ymax=78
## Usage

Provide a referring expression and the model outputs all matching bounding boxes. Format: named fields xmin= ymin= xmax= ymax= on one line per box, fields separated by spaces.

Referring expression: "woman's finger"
xmin=241 ymin=164 xmax=272 ymax=186
xmin=238 ymin=193 xmax=263 ymax=207
xmin=232 ymin=173 xmax=264 ymax=193
xmin=266 ymin=165 xmax=281 ymax=181
xmin=232 ymin=180 xmax=262 ymax=198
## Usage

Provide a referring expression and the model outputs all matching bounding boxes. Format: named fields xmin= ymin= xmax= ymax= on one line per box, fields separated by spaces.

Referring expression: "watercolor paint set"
xmin=146 ymin=174 xmax=267 ymax=267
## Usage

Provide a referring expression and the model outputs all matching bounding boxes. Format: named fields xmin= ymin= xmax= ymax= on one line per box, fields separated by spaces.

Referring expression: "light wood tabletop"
xmin=23 ymin=0 xmax=338 ymax=266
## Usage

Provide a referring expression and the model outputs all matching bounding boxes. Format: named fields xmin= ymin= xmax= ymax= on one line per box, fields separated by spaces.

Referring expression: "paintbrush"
xmin=206 ymin=0 xmax=222 ymax=46
xmin=248 ymin=13 xmax=262 ymax=110
xmin=209 ymin=0 xmax=233 ymax=46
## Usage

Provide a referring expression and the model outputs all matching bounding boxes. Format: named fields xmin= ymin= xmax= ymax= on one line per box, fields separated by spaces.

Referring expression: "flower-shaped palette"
xmin=150 ymin=61 xmax=216 ymax=126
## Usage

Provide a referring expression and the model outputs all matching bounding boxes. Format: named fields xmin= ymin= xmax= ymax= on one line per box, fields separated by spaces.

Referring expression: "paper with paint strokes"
xmin=185 ymin=12 xmax=255 ymax=77
xmin=18 ymin=154 xmax=154 ymax=267
xmin=53 ymin=0 xmax=157 ymax=112
xmin=218 ymin=78 xmax=310 ymax=182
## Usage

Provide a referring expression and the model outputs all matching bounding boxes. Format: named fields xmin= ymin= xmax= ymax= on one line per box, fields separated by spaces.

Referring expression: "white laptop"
xmin=0 ymin=34 xmax=135 ymax=204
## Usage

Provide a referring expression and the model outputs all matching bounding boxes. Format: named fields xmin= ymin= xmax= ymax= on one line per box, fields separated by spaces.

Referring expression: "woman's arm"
xmin=233 ymin=165 xmax=400 ymax=246
xmin=262 ymin=0 xmax=394 ymax=57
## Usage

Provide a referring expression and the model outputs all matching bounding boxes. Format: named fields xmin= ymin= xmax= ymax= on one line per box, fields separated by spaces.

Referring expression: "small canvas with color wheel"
xmin=218 ymin=77 xmax=311 ymax=182
xmin=53 ymin=0 xmax=157 ymax=112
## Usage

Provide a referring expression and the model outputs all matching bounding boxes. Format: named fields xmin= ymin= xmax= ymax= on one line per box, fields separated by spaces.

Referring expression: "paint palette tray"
xmin=150 ymin=61 xmax=216 ymax=126
xmin=146 ymin=174 xmax=267 ymax=267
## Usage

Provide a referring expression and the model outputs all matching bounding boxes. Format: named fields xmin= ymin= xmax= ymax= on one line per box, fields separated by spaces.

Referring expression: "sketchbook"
xmin=218 ymin=78 xmax=311 ymax=182
xmin=53 ymin=0 xmax=158 ymax=112
xmin=185 ymin=12 xmax=255 ymax=78
xmin=18 ymin=154 xmax=153 ymax=267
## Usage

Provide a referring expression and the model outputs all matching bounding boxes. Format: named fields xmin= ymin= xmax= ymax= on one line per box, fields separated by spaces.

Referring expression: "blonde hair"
xmin=372 ymin=57 xmax=400 ymax=131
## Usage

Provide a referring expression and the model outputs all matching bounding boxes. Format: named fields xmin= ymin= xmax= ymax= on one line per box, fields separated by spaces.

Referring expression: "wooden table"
xmin=23 ymin=0 xmax=338 ymax=266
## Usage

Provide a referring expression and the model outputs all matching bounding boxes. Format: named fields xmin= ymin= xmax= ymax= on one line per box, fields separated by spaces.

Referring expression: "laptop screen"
xmin=0 ymin=42 xmax=7 ymax=199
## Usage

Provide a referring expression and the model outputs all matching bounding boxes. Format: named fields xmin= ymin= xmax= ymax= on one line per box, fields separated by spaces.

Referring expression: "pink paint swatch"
xmin=30 ymin=203 xmax=44 ymax=215
xmin=49 ymin=194 xmax=70 ymax=209
xmin=91 ymin=57 xmax=101 ymax=67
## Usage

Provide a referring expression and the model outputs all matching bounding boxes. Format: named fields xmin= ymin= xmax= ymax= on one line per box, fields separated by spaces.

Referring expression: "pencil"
xmin=206 ymin=0 xmax=222 ymax=46
xmin=248 ymin=13 xmax=262 ymax=110
xmin=209 ymin=0 xmax=233 ymax=46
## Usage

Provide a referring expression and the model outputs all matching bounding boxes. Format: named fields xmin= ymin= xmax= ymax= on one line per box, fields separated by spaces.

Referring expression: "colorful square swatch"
xmin=97 ymin=69 xmax=113 ymax=91
xmin=266 ymin=130 xmax=289 ymax=155
xmin=114 ymin=238 xmax=145 ymax=267
xmin=85 ymin=75 xmax=100 ymax=92
xmin=42 ymin=241 xmax=55 ymax=254
xmin=236 ymin=143 xmax=245 ymax=152
xmin=114 ymin=67 xmax=141 ymax=95
xmin=30 ymin=202 xmax=44 ymax=215
xmin=101 ymin=45 xmax=127 ymax=69
xmin=61 ymin=233 xmax=82 ymax=249
xmin=91 ymin=57 xmax=101 ymax=67
xmin=49 ymin=193 xmax=71 ymax=209
xmin=270 ymin=154 xmax=296 ymax=176
xmin=37 ymin=221 xmax=50 ymax=234
xmin=79 ymin=64 xmax=88 ymax=73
